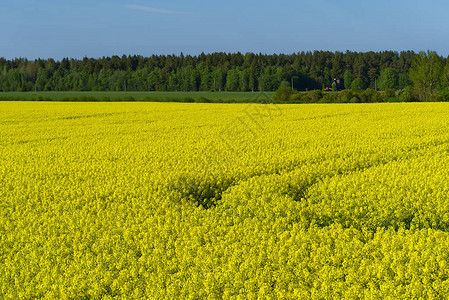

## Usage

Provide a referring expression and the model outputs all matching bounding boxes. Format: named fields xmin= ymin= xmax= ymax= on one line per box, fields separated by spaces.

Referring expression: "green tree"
xmin=239 ymin=69 xmax=250 ymax=91
xmin=248 ymin=71 xmax=257 ymax=92
xmin=378 ymin=68 xmax=399 ymax=90
xmin=409 ymin=50 xmax=443 ymax=100
xmin=398 ymin=73 xmax=412 ymax=89
xmin=351 ymin=78 xmax=363 ymax=91
xmin=212 ymin=68 xmax=226 ymax=92
xmin=36 ymin=68 xmax=50 ymax=91
xmin=168 ymin=71 xmax=179 ymax=91
xmin=258 ymin=66 xmax=278 ymax=91
xmin=226 ymin=68 xmax=240 ymax=91
xmin=274 ymin=67 xmax=286 ymax=89
xmin=399 ymin=86 xmax=417 ymax=102
xmin=196 ymin=62 xmax=212 ymax=91
xmin=331 ymin=52 xmax=344 ymax=79
xmin=258 ymin=74 xmax=269 ymax=92
xmin=353 ymin=56 xmax=368 ymax=84
xmin=344 ymin=70 xmax=353 ymax=90
xmin=439 ymin=60 xmax=449 ymax=92
xmin=6 ymin=69 xmax=23 ymax=91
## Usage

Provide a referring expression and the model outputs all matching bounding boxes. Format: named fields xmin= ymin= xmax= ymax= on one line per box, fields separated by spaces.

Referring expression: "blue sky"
xmin=2 ymin=0 xmax=449 ymax=59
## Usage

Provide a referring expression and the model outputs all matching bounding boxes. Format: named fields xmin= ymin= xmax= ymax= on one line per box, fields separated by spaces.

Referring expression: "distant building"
xmin=324 ymin=78 xmax=343 ymax=91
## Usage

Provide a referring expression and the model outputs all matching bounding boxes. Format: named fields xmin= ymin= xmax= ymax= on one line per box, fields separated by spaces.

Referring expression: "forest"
xmin=1 ymin=50 xmax=448 ymax=101
xmin=0 ymin=51 xmax=417 ymax=92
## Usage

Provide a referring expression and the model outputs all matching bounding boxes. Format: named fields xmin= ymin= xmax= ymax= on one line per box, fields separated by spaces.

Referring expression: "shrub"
xmin=381 ymin=89 xmax=396 ymax=101
xmin=273 ymin=86 xmax=293 ymax=101
xmin=289 ymin=93 xmax=304 ymax=103
xmin=357 ymin=89 xmax=382 ymax=103
xmin=429 ymin=93 xmax=446 ymax=102
xmin=399 ymin=86 xmax=418 ymax=102
xmin=305 ymin=90 xmax=323 ymax=103
xmin=338 ymin=90 xmax=354 ymax=102
xmin=437 ymin=90 xmax=449 ymax=102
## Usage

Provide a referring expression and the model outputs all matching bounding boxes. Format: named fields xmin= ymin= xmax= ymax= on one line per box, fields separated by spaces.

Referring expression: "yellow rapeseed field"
xmin=1 ymin=101 xmax=449 ymax=298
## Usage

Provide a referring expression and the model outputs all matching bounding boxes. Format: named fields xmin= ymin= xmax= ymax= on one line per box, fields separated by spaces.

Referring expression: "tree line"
xmin=0 ymin=51 xmax=416 ymax=92
xmin=1 ymin=51 xmax=448 ymax=100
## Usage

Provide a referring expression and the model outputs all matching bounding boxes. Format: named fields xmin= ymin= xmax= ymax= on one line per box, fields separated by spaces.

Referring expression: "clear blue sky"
xmin=2 ymin=0 xmax=449 ymax=60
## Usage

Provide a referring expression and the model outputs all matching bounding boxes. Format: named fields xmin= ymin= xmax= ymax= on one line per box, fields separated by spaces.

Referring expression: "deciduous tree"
xmin=409 ymin=51 xmax=443 ymax=100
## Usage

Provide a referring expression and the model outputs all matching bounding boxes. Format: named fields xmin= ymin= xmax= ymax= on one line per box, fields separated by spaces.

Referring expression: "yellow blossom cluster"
xmin=1 ymin=101 xmax=449 ymax=298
